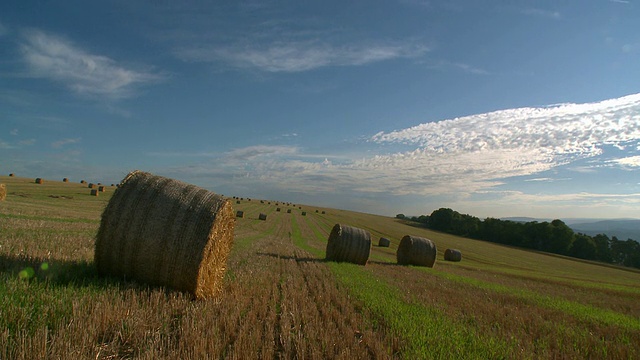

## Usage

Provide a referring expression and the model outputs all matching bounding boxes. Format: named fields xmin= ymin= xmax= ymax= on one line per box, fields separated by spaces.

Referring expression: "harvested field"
xmin=1 ymin=176 xmax=639 ymax=359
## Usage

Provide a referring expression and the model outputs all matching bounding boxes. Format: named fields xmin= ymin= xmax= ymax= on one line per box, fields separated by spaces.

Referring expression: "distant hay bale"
xmin=378 ymin=237 xmax=391 ymax=247
xmin=260 ymin=200 xmax=264 ymax=204
xmin=80 ymin=180 xmax=86 ymax=184
xmin=397 ymin=235 xmax=437 ymax=267
xmin=236 ymin=210 xmax=244 ymax=218
xmin=94 ymin=170 xmax=235 ymax=299
xmin=325 ymin=224 xmax=371 ymax=265
xmin=302 ymin=211 xmax=307 ymax=216
xmin=276 ymin=208 xmax=281 ymax=212
xmin=322 ymin=211 xmax=326 ymax=214
xmin=35 ymin=178 xmax=44 ymax=184
xmin=0 ymin=184 xmax=6 ymax=201
xmin=259 ymin=213 xmax=267 ymax=221
xmin=444 ymin=248 xmax=462 ymax=262
xmin=99 ymin=186 xmax=106 ymax=192
xmin=63 ymin=178 xmax=69 ymax=182
xmin=315 ymin=210 xmax=318 ymax=213
xmin=90 ymin=189 xmax=99 ymax=196
xmin=236 ymin=200 xmax=241 ymax=204
xmin=287 ymin=209 xmax=292 ymax=214
xmin=88 ymin=183 xmax=95 ymax=188
xmin=9 ymin=173 xmax=14 ymax=177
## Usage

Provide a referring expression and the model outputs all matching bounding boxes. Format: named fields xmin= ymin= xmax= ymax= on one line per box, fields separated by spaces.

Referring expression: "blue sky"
xmin=1 ymin=0 xmax=639 ymax=219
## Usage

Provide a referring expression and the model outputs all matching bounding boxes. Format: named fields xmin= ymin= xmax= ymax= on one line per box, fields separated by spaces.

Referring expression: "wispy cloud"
xmin=610 ymin=155 xmax=640 ymax=168
xmin=51 ymin=137 xmax=81 ymax=148
xmin=610 ymin=0 xmax=630 ymax=4
xmin=522 ymin=8 xmax=561 ymax=20
xmin=0 ymin=21 xmax=8 ymax=37
xmin=19 ymin=29 xmax=162 ymax=98
xmin=176 ymin=41 xmax=428 ymax=72
xmin=10 ymin=129 xmax=18 ymax=136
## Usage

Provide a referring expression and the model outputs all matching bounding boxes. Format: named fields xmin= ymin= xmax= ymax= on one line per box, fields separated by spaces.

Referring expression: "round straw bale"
xmin=378 ymin=237 xmax=391 ymax=247
xmin=95 ymin=170 xmax=235 ymax=299
xmin=0 ymin=184 xmax=6 ymax=201
xmin=287 ymin=209 xmax=292 ymax=214
xmin=98 ymin=186 xmax=106 ymax=192
xmin=322 ymin=211 xmax=326 ymax=214
xmin=9 ymin=173 xmax=14 ymax=177
xmin=236 ymin=210 xmax=244 ymax=218
xmin=88 ymin=183 xmax=95 ymax=188
xmin=80 ymin=180 xmax=86 ymax=184
xmin=325 ymin=224 xmax=371 ymax=265
xmin=90 ymin=189 xmax=99 ymax=196
xmin=444 ymin=248 xmax=462 ymax=262
xmin=35 ymin=178 xmax=44 ymax=184
xmin=276 ymin=207 xmax=281 ymax=212
xmin=259 ymin=213 xmax=267 ymax=221
xmin=397 ymin=235 xmax=437 ymax=267
xmin=63 ymin=178 xmax=69 ymax=182
xmin=302 ymin=211 xmax=307 ymax=216
xmin=236 ymin=200 xmax=241 ymax=204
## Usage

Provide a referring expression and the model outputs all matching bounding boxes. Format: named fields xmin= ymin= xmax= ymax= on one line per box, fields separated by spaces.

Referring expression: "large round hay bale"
xmin=35 ymin=178 xmax=44 ymax=184
xmin=302 ymin=211 xmax=307 ymax=216
xmin=9 ymin=173 xmax=14 ymax=177
xmin=94 ymin=170 xmax=235 ymax=299
xmin=444 ymin=248 xmax=462 ymax=262
xmin=325 ymin=224 xmax=371 ymax=265
xmin=287 ymin=209 xmax=292 ymax=214
xmin=236 ymin=210 xmax=244 ymax=218
xmin=0 ymin=184 xmax=6 ymax=201
xmin=98 ymin=185 xmax=106 ymax=192
xmin=259 ymin=213 xmax=267 ymax=221
xmin=397 ymin=235 xmax=437 ymax=267
xmin=90 ymin=189 xmax=99 ymax=196
xmin=63 ymin=178 xmax=69 ymax=182
xmin=276 ymin=207 xmax=281 ymax=212
xmin=378 ymin=237 xmax=391 ymax=247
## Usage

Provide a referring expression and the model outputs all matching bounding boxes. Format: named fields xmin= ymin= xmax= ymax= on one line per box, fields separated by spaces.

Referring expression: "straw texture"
xmin=397 ymin=235 xmax=437 ymax=267
xmin=444 ymin=248 xmax=462 ymax=262
xmin=325 ymin=224 xmax=371 ymax=265
xmin=0 ymin=184 xmax=6 ymax=201
xmin=95 ymin=170 xmax=235 ymax=299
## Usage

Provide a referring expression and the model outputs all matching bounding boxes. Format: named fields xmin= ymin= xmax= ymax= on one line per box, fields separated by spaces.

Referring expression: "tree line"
xmin=396 ymin=208 xmax=640 ymax=269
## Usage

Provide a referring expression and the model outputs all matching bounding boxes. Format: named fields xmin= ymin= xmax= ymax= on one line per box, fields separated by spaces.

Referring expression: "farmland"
xmin=1 ymin=176 xmax=639 ymax=359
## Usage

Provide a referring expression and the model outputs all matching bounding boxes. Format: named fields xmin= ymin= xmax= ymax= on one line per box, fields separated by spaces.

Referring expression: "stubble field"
xmin=1 ymin=175 xmax=639 ymax=359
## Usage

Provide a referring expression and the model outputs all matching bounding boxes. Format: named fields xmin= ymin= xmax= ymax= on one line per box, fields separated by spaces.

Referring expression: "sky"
xmin=1 ymin=0 xmax=639 ymax=220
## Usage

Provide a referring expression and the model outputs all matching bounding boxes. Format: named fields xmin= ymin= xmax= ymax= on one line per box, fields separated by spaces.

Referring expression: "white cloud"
xmin=10 ymin=129 xmax=18 ymax=136
xmin=177 ymin=41 xmax=428 ymax=72
xmin=610 ymin=156 xmax=640 ymax=168
xmin=51 ymin=137 xmax=81 ymax=148
xmin=211 ymin=94 xmax=640 ymax=197
xmin=225 ymin=145 xmax=299 ymax=160
xmin=20 ymin=29 xmax=162 ymax=98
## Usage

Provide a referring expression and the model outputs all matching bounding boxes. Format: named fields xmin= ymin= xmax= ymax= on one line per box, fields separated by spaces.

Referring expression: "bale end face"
xmin=397 ymin=235 xmax=437 ymax=267
xmin=325 ymin=224 xmax=371 ymax=265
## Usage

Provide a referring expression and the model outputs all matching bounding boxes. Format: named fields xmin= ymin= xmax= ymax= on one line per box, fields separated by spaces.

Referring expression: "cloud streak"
xmin=177 ymin=40 xmax=428 ymax=72
xmin=20 ymin=29 xmax=162 ymax=98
